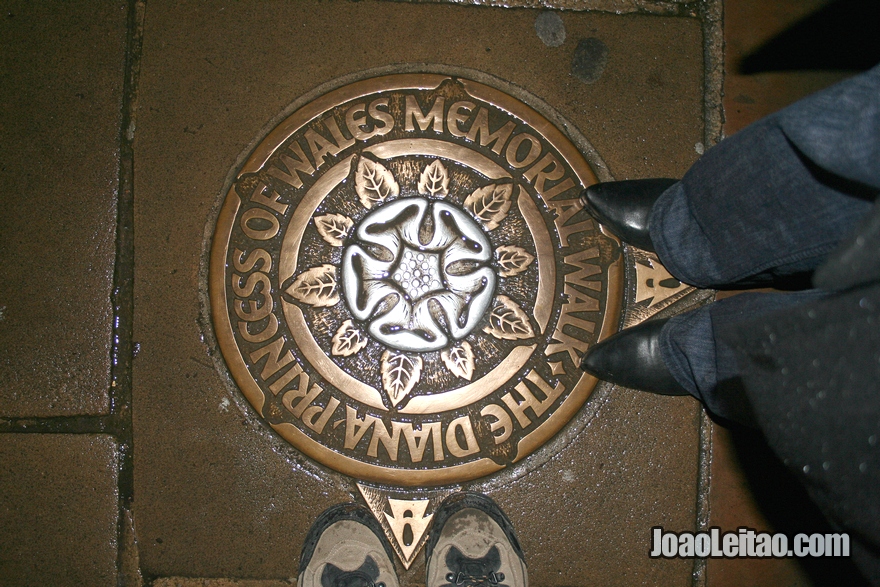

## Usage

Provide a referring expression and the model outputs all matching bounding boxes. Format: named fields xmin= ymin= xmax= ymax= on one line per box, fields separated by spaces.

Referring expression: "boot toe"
xmin=580 ymin=317 xmax=690 ymax=396
xmin=580 ymin=178 xmax=678 ymax=252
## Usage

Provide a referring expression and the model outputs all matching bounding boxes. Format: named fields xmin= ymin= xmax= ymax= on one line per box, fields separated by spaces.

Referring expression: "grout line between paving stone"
xmin=699 ymin=0 xmax=725 ymax=148
xmin=113 ymin=0 xmax=144 ymax=505
xmin=114 ymin=0 xmax=146 ymax=584
xmin=385 ymin=0 xmax=703 ymax=17
xmin=691 ymin=410 xmax=714 ymax=587
xmin=0 ymin=415 xmax=117 ymax=434
xmin=691 ymin=2 xmax=722 ymax=586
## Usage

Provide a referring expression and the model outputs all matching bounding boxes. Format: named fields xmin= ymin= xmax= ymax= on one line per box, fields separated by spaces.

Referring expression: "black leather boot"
xmin=580 ymin=178 xmax=678 ymax=252
xmin=580 ymin=317 xmax=689 ymax=396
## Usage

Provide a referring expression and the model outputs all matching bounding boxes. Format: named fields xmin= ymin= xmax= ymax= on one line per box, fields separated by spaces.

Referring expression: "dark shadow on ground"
xmin=739 ymin=0 xmax=880 ymax=74
xmin=725 ymin=427 xmax=870 ymax=586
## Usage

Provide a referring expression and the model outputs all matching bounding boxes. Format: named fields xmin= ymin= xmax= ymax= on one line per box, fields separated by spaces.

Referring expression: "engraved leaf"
xmin=314 ymin=213 xmax=354 ymax=247
xmin=287 ymin=264 xmax=339 ymax=307
xmin=441 ymin=341 xmax=475 ymax=381
xmin=483 ymin=295 xmax=535 ymax=340
xmin=331 ymin=319 xmax=368 ymax=357
xmin=356 ymin=157 xmax=399 ymax=209
xmin=495 ymin=245 xmax=535 ymax=277
xmin=381 ymin=351 xmax=423 ymax=407
xmin=463 ymin=183 xmax=513 ymax=230
xmin=418 ymin=159 xmax=449 ymax=197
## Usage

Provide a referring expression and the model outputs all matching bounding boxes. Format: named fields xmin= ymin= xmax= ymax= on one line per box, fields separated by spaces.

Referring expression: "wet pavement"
xmin=0 ymin=1 xmax=125 ymax=417
xmin=0 ymin=1 xmax=854 ymax=586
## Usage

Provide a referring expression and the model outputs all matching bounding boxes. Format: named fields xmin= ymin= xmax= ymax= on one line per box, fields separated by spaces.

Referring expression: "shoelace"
xmin=445 ymin=570 xmax=506 ymax=586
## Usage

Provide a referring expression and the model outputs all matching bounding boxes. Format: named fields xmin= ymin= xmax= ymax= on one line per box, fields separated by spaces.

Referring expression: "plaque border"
xmin=209 ymin=71 xmax=623 ymax=486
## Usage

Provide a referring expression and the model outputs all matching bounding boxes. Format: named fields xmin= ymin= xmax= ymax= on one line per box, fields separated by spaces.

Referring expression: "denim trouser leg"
xmin=648 ymin=66 xmax=880 ymax=289
xmin=649 ymin=130 xmax=874 ymax=289
xmin=659 ymin=292 xmax=828 ymax=424
xmin=644 ymin=66 xmax=880 ymax=421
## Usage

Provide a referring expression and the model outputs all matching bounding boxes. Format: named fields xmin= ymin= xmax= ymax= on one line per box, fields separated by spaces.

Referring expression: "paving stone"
xmin=133 ymin=1 xmax=704 ymax=582
xmin=0 ymin=434 xmax=119 ymax=587
xmin=0 ymin=1 xmax=127 ymax=417
xmin=420 ymin=0 xmax=693 ymax=14
xmin=722 ymin=0 xmax=850 ymax=135
xmin=483 ymin=392 xmax=700 ymax=586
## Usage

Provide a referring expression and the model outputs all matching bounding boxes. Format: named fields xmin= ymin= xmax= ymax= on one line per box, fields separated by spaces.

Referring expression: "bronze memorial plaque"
xmin=209 ymin=72 xmax=624 ymax=489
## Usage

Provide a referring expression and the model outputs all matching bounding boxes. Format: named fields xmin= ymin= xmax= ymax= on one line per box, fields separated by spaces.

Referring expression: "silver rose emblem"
xmin=341 ymin=197 xmax=496 ymax=353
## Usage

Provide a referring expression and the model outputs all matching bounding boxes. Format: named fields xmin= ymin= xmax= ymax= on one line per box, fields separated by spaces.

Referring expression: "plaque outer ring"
xmin=209 ymin=71 xmax=623 ymax=486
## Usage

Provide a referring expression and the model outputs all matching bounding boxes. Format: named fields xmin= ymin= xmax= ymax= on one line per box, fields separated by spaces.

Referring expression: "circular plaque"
xmin=209 ymin=72 xmax=622 ymax=486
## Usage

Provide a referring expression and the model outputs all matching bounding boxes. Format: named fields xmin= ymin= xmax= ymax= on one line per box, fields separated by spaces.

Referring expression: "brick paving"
xmin=1 ymin=1 xmax=854 ymax=585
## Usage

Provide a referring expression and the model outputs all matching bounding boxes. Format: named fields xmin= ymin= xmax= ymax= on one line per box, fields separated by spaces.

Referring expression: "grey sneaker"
xmin=298 ymin=503 xmax=399 ymax=587
xmin=425 ymin=493 xmax=527 ymax=587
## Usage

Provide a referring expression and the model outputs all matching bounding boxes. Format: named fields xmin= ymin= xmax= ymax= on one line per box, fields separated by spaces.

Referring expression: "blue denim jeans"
xmin=658 ymin=290 xmax=828 ymax=424
xmin=647 ymin=64 xmax=880 ymax=423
